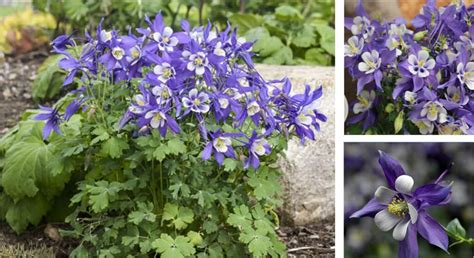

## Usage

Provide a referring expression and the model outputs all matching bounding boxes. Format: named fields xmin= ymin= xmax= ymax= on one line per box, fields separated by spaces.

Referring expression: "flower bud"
xmin=414 ymin=30 xmax=428 ymax=41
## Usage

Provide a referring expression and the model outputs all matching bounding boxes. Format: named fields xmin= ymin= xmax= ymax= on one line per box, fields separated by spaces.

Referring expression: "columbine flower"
xmin=407 ymin=50 xmax=435 ymax=78
xmin=152 ymin=84 xmax=172 ymax=104
xmin=183 ymin=51 xmax=209 ymax=76
xmin=420 ymin=101 xmax=448 ymax=123
xmin=245 ymin=131 xmax=271 ymax=170
xmin=347 ymin=90 xmax=377 ymax=131
xmin=202 ymin=131 xmax=236 ymax=165
xmin=144 ymin=109 xmax=180 ymax=136
xmin=34 ymin=105 xmax=62 ymax=140
xmin=353 ymin=90 xmax=375 ymax=114
xmin=152 ymin=26 xmax=179 ymax=52
xmin=350 ymin=151 xmax=452 ymax=258
xmin=412 ymin=118 xmax=435 ymax=135
xmin=182 ymin=89 xmax=210 ymax=113
xmin=344 ymin=36 xmax=364 ymax=57
xmin=404 ymin=91 xmax=417 ymax=105
xmin=351 ymin=16 xmax=374 ymax=39
xmin=358 ymin=50 xmax=381 ymax=74
xmin=154 ymin=62 xmax=176 ymax=83
xmin=456 ymin=62 xmax=474 ymax=90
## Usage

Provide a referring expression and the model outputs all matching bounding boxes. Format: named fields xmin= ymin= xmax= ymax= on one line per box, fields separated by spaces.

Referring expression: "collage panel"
xmin=344 ymin=0 xmax=474 ymax=135
xmin=344 ymin=143 xmax=473 ymax=258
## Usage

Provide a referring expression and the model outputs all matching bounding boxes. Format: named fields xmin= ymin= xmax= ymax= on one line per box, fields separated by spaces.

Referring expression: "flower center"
xmin=427 ymin=103 xmax=439 ymax=117
xmin=387 ymin=198 xmax=408 ymax=217
xmin=112 ymin=47 xmax=125 ymax=60
xmin=163 ymin=36 xmax=170 ymax=44
xmin=163 ymin=68 xmax=173 ymax=78
xmin=194 ymin=57 xmax=203 ymax=66
xmin=193 ymin=98 xmax=201 ymax=106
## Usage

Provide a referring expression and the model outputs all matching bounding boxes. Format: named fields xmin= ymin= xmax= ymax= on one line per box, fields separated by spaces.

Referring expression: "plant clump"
xmin=0 ymin=13 xmax=326 ymax=257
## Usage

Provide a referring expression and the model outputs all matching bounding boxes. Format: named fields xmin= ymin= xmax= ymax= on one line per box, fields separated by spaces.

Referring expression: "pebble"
xmin=2 ymin=88 xmax=12 ymax=99
xmin=8 ymin=73 xmax=18 ymax=80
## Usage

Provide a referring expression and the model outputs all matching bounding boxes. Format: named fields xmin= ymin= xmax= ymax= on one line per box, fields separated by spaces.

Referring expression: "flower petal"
xmin=374 ymin=209 xmax=401 ymax=232
xmin=393 ymin=218 xmax=410 ymax=241
xmin=413 ymin=183 xmax=451 ymax=205
xmin=398 ymin=224 xmax=418 ymax=258
xmin=374 ymin=186 xmax=396 ymax=204
xmin=378 ymin=150 xmax=407 ymax=189
xmin=416 ymin=211 xmax=449 ymax=251
xmin=350 ymin=197 xmax=386 ymax=218
xmin=407 ymin=202 xmax=418 ymax=224
xmin=395 ymin=175 xmax=414 ymax=194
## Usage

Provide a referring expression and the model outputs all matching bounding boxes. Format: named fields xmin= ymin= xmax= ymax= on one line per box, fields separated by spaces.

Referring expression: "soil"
xmin=0 ymin=220 xmax=335 ymax=257
xmin=0 ymin=50 xmax=47 ymax=135
xmin=0 ymin=54 xmax=335 ymax=257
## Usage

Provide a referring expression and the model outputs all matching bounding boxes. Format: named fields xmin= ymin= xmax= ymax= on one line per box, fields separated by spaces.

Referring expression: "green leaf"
xmin=228 ymin=13 xmax=263 ymax=34
xmin=101 ymin=136 xmax=129 ymax=159
xmin=121 ymin=226 xmax=140 ymax=247
xmin=32 ymin=55 xmax=64 ymax=101
xmin=253 ymin=35 xmax=284 ymax=57
xmin=187 ymin=231 xmax=203 ymax=245
xmin=203 ymin=220 xmax=218 ymax=233
xmin=263 ymin=46 xmax=293 ymax=65
xmin=315 ymin=24 xmax=335 ymax=55
xmin=244 ymin=27 xmax=270 ymax=43
xmin=2 ymin=134 xmax=69 ymax=201
xmin=304 ymin=48 xmax=332 ymax=66
xmin=394 ymin=111 xmax=404 ymax=134
xmin=227 ymin=205 xmax=252 ymax=230
xmin=446 ymin=218 xmax=466 ymax=238
xmin=223 ymin=158 xmax=238 ymax=172
xmin=152 ymin=234 xmax=196 ymax=258
xmin=167 ymin=138 xmax=186 ymax=155
xmin=239 ymin=228 xmax=272 ymax=257
xmin=86 ymin=181 xmax=122 ymax=213
xmin=153 ymin=145 xmax=169 ymax=162
xmin=5 ymin=194 xmax=50 ymax=234
xmin=292 ymin=24 xmax=316 ymax=48
xmin=91 ymin=127 xmax=110 ymax=145
xmin=275 ymin=5 xmax=303 ymax=22
xmin=248 ymin=173 xmax=281 ymax=201
xmin=162 ymin=203 xmax=194 ymax=230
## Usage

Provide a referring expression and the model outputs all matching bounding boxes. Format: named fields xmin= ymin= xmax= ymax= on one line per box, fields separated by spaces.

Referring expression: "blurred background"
xmin=344 ymin=143 xmax=474 ymax=258
xmin=0 ymin=0 xmax=334 ymax=65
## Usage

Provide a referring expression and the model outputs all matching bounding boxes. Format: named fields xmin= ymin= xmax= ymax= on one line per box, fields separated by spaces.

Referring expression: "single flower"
xmin=350 ymin=151 xmax=452 ymax=258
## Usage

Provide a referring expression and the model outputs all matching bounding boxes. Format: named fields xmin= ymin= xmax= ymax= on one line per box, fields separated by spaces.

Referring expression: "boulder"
xmin=256 ymin=65 xmax=335 ymax=226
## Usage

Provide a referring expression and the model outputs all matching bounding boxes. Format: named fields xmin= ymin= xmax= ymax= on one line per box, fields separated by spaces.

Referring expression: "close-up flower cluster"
xmin=345 ymin=0 xmax=474 ymax=135
xmin=36 ymin=13 xmax=326 ymax=169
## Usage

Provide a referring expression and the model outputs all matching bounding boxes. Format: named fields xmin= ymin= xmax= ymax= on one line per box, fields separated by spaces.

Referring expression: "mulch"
xmin=0 ymin=53 xmax=335 ymax=257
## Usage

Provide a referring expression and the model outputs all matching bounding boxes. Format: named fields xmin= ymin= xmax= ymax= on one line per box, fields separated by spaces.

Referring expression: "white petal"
xmin=187 ymin=62 xmax=195 ymax=71
xmin=353 ymin=103 xmax=365 ymax=114
xmin=154 ymin=65 xmax=163 ymax=75
xmin=163 ymin=26 xmax=173 ymax=37
xmin=374 ymin=209 xmax=402 ymax=232
xmin=361 ymin=52 xmax=372 ymax=63
xmin=358 ymin=62 xmax=370 ymax=72
xmin=392 ymin=218 xmax=410 ymax=241
xmin=418 ymin=50 xmax=429 ymax=61
xmin=407 ymin=203 xmax=418 ymax=224
xmin=425 ymin=59 xmax=436 ymax=70
xmin=195 ymin=66 xmax=205 ymax=75
xmin=395 ymin=175 xmax=414 ymax=194
xmin=466 ymin=62 xmax=474 ymax=72
xmin=407 ymin=55 xmax=417 ymax=66
xmin=466 ymin=80 xmax=474 ymax=90
xmin=189 ymin=89 xmax=198 ymax=98
xmin=374 ymin=186 xmax=396 ymax=204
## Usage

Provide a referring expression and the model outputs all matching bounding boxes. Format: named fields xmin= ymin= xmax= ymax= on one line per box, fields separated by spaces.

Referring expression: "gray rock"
xmin=256 ymin=64 xmax=335 ymax=226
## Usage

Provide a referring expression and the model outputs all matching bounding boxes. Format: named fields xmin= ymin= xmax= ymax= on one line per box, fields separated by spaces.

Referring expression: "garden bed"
xmin=0 ymin=54 xmax=335 ymax=257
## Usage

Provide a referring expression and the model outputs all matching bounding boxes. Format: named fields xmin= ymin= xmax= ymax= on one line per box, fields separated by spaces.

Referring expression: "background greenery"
xmin=344 ymin=143 xmax=474 ymax=258
xmin=31 ymin=0 xmax=335 ymax=66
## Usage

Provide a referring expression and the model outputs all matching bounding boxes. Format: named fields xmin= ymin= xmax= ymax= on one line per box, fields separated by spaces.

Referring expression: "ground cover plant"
xmin=0 ymin=12 xmax=326 ymax=257
xmin=344 ymin=0 xmax=474 ymax=134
